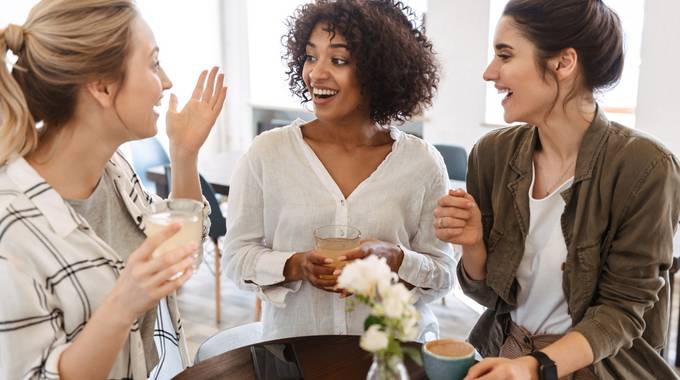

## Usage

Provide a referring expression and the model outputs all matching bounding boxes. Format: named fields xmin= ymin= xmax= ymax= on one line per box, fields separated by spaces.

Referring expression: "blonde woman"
xmin=0 ymin=0 xmax=226 ymax=379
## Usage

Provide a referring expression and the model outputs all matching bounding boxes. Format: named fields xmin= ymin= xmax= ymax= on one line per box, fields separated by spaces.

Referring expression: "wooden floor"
xmin=178 ymin=241 xmax=680 ymax=371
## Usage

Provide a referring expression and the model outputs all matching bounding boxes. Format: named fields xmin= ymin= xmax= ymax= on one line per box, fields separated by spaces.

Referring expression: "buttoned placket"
xmin=331 ymin=196 xmax=351 ymax=334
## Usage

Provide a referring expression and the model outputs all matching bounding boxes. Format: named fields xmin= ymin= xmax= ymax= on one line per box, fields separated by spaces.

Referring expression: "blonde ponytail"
xmin=0 ymin=24 xmax=37 ymax=166
xmin=0 ymin=0 xmax=138 ymax=166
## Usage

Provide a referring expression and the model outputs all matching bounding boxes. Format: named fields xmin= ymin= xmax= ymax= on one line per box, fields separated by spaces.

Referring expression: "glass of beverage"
xmin=143 ymin=199 xmax=203 ymax=278
xmin=313 ymin=225 xmax=361 ymax=280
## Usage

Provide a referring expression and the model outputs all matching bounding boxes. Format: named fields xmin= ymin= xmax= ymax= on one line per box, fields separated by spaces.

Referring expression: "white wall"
xmin=424 ymin=0 xmax=492 ymax=153
xmin=635 ymin=0 xmax=680 ymax=156
xmin=426 ymin=0 xmax=680 ymax=157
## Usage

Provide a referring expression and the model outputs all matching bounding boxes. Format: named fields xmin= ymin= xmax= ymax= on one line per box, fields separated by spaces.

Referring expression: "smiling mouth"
xmin=312 ymin=87 xmax=339 ymax=100
xmin=497 ymin=87 xmax=513 ymax=102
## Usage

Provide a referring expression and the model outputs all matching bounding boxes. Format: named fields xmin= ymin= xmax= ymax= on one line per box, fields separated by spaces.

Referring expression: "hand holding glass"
xmin=143 ymin=199 xmax=202 ymax=279
xmin=313 ymin=225 xmax=361 ymax=280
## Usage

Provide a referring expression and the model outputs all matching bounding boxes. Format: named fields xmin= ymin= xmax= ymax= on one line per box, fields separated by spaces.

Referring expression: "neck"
xmin=534 ymin=98 xmax=596 ymax=162
xmin=26 ymin=120 xmax=124 ymax=200
xmin=312 ymin=113 xmax=388 ymax=148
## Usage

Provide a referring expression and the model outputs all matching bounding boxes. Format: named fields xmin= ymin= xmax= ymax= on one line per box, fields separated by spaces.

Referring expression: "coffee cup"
xmin=421 ymin=338 xmax=476 ymax=380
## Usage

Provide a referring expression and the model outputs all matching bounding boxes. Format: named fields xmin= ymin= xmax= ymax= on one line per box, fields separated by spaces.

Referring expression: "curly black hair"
xmin=283 ymin=0 xmax=439 ymax=126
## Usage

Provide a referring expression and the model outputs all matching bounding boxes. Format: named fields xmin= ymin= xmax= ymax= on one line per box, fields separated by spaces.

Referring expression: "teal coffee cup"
xmin=422 ymin=338 xmax=476 ymax=380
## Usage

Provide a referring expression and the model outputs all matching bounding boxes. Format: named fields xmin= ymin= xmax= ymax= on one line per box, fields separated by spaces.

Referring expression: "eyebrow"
xmin=306 ymin=42 xmax=349 ymax=50
xmin=494 ymin=43 xmax=513 ymax=50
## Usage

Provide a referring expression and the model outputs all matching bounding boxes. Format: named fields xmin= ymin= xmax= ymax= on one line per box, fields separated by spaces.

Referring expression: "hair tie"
xmin=3 ymin=24 xmax=25 ymax=53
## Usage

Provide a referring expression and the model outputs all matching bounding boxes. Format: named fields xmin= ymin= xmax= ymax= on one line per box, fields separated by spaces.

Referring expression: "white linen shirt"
xmin=224 ymin=119 xmax=455 ymax=340
xmin=0 ymin=152 xmax=209 ymax=380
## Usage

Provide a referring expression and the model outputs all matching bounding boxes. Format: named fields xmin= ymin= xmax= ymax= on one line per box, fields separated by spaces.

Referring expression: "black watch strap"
xmin=528 ymin=351 xmax=557 ymax=380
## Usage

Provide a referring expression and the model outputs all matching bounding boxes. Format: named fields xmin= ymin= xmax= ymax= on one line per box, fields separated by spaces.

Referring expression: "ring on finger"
xmin=439 ymin=217 xmax=445 ymax=228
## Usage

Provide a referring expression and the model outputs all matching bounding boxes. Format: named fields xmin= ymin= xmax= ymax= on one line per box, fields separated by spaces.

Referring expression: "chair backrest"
xmin=195 ymin=321 xmax=264 ymax=363
xmin=128 ymin=137 xmax=170 ymax=192
xmin=434 ymin=144 xmax=467 ymax=181
xmin=164 ymin=165 xmax=226 ymax=241
xmin=200 ymin=174 xmax=227 ymax=241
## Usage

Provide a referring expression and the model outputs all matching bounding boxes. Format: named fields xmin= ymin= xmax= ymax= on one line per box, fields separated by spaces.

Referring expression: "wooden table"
xmin=146 ymin=151 xmax=244 ymax=198
xmin=173 ymin=335 xmax=425 ymax=380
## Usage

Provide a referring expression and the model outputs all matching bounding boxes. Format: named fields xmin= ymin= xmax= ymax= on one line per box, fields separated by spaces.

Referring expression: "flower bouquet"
xmin=337 ymin=255 xmax=422 ymax=380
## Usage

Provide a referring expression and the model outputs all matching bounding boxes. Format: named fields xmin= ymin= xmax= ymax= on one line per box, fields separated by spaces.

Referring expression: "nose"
xmin=159 ymin=66 xmax=173 ymax=90
xmin=308 ymin=60 xmax=330 ymax=82
xmin=482 ymin=60 xmax=498 ymax=82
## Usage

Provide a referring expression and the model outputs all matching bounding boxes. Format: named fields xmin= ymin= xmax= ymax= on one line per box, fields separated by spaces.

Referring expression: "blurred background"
xmin=3 ymin=0 xmax=678 ymax=157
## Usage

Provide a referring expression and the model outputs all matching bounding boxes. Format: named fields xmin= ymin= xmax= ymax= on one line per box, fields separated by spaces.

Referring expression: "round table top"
xmin=173 ymin=334 xmax=426 ymax=380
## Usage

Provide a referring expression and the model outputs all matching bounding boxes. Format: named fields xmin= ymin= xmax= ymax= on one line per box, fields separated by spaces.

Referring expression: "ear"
xmin=551 ymin=47 xmax=579 ymax=81
xmin=85 ymin=80 xmax=117 ymax=108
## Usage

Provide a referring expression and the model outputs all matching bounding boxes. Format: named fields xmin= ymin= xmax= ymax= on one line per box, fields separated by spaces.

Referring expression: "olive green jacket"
xmin=459 ymin=108 xmax=680 ymax=379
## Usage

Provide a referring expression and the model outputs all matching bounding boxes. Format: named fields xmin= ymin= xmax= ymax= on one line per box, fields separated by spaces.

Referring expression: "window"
xmin=485 ymin=0 xmax=645 ymax=127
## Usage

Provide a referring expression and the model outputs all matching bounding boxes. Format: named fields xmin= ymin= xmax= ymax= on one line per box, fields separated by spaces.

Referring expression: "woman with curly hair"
xmin=224 ymin=0 xmax=455 ymax=340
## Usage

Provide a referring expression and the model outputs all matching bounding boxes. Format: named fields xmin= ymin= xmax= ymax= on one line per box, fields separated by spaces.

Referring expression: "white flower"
xmin=337 ymin=255 xmax=396 ymax=297
xmin=398 ymin=306 xmax=419 ymax=341
xmin=380 ymin=283 xmax=413 ymax=319
xmin=360 ymin=325 xmax=389 ymax=352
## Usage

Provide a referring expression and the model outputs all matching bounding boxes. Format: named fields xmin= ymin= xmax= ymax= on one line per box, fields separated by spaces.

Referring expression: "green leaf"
xmin=364 ymin=315 xmax=385 ymax=331
xmin=403 ymin=346 xmax=423 ymax=367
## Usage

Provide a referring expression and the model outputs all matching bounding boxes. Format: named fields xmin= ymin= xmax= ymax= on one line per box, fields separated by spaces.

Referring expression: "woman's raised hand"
xmin=166 ymin=67 xmax=228 ymax=157
xmin=108 ymin=223 xmax=198 ymax=324
xmin=434 ymin=188 xmax=484 ymax=247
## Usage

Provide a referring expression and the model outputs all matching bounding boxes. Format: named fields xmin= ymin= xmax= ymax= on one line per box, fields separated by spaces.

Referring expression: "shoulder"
xmin=392 ymin=129 xmax=448 ymax=178
xmin=248 ymin=120 xmax=304 ymax=155
xmin=602 ymin=122 xmax=678 ymax=179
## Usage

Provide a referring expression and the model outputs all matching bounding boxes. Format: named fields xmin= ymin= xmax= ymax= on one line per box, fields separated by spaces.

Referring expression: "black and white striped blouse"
xmin=0 ymin=151 xmax=210 ymax=379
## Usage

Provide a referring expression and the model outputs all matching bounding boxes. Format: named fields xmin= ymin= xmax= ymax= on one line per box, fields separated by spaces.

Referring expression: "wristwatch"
xmin=528 ymin=351 xmax=557 ymax=380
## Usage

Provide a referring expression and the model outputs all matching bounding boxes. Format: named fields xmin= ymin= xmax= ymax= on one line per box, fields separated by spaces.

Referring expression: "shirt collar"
xmin=6 ymin=157 xmax=79 ymax=237
xmin=5 ymin=152 xmax=144 ymax=238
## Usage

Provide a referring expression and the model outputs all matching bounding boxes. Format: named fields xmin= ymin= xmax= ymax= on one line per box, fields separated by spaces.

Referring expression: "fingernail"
xmin=333 ymin=269 xmax=341 ymax=276
xmin=324 ymin=258 xmax=333 ymax=264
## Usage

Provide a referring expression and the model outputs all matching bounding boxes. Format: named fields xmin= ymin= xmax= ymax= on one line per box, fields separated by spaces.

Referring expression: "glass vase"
xmin=366 ymin=353 xmax=409 ymax=380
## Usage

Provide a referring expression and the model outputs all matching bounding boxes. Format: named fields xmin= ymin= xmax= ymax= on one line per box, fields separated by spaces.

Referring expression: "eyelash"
xmin=496 ymin=54 xmax=511 ymax=61
xmin=304 ymin=55 xmax=349 ymax=65
xmin=153 ymin=60 xmax=161 ymax=71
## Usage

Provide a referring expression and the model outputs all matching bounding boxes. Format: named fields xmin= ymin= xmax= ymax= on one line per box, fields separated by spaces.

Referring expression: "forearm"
xmin=541 ymin=331 xmax=594 ymax=377
xmin=59 ymin=297 xmax=135 ymax=380
xmin=461 ymin=240 xmax=487 ymax=280
xmin=169 ymin=149 xmax=202 ymax=201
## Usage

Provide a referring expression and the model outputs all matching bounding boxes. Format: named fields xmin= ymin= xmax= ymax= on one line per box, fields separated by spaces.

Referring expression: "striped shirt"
xmin=0 ymin=151 xmax=209 ymax=379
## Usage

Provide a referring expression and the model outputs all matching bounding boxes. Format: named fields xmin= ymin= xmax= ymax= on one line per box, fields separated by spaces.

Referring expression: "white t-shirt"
xmin=510 ymin=164 xmax=574 ymax=335
xmin=223 ymin=119 xmax=455 ymax=340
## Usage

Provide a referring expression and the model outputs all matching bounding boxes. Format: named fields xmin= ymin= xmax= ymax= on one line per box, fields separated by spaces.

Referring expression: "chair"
xmin=194 ymin=321 xmax=264 ymax=363
xmin=433 ymin=144 xmax=467 ymax=181
xmin=164 ymin=166 xmax=227 ymax=324
xmin=128 ymin=137 xmax=170 ymax=194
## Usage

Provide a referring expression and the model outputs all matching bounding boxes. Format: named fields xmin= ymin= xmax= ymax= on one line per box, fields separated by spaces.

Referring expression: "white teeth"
xmin=313 ymin=88 xmax=338 ymax=96
xmin=497 ymin=88 xmax=511 ymax=94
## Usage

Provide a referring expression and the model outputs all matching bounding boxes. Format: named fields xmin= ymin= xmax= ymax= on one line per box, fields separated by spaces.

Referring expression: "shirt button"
xmin=340 ymin=199 xmax=345 ymax=206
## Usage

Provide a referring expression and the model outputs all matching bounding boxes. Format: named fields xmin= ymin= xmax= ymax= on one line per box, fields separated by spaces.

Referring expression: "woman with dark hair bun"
xmin=224 ymin=0 xmax=455 ymax=341
xmin=435 ymin=0 xmax=680 ymax=379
